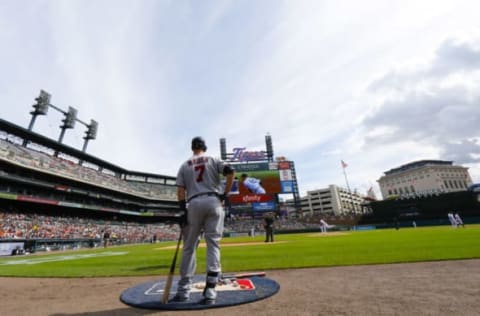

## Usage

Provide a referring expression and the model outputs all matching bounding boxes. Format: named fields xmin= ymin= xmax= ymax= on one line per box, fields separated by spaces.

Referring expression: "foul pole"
xmin=341 ymin=160 xmax=355 ymax=213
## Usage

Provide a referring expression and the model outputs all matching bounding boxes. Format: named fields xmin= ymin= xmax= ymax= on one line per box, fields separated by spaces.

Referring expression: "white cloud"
xmin=349 ymin=34 xmax=480 ymax=196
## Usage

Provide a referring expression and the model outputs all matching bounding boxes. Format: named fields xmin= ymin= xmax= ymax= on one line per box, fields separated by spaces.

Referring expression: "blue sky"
xmin=1 ymin=0 xmax=480 ymax=198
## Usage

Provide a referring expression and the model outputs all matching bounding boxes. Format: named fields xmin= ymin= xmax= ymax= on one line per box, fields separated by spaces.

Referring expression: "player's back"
xmin=178 ymin=154 xmax=223 ymax=199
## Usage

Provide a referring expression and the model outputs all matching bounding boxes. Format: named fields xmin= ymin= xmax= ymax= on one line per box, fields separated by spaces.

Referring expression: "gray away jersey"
xmin=176 ymin=154 xmax=227 ymax=200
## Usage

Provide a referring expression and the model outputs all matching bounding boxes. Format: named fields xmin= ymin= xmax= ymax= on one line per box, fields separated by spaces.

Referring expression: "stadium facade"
xmin=0 ymin=118 xmax=180 ymax=223
xmin=363 ymin=160 xmax=479 ymax=226
xmin=377 ymin=160 xmax=473 ymax=199
xmin=295 ymin=185 xmax=366 ymax=216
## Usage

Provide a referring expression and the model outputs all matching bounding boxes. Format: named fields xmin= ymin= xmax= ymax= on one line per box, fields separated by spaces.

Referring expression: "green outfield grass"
xmin=1 ymin=225 xmax=479 ymax=277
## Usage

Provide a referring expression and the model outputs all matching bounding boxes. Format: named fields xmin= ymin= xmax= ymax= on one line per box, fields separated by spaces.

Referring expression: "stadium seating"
xmin=0 ymin=209 xmax=179 ymax=243
xmin=0 ymin=138 xmax=176 ymax=201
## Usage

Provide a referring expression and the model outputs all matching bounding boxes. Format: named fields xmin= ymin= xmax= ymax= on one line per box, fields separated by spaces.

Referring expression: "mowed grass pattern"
xmin=1 ymin=225 xmax=479 ymax=277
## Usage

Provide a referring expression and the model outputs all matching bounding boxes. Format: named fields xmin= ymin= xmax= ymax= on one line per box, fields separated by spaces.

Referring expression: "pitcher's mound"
xmin=120 ymin=274 xmax=280 ymax=310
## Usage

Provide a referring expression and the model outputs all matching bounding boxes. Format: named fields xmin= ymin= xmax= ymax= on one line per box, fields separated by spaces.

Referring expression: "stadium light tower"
xmin=220 ymin=138 xmax=227 ymax=160
xmin=23 ymin=90 xmax=51 ymax=146
xmin=24 ymin=89 xmax=100 ymax=157
xmin=53 ymin=106 xmax=78 ymax=157
xmin=265 ymin=133 xmax=274 ymax=162
xmin=27 ymin=90 xmax=51 ymax=130
xmin=57 ymin=106 xmax=78 ymax=143
xmin=82 ymin=119 xmax=98 ymax=152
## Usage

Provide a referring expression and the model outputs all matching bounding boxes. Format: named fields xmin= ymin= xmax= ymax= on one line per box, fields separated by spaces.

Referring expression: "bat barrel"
xmin=161 ymin=229 xmax=183 ymax=304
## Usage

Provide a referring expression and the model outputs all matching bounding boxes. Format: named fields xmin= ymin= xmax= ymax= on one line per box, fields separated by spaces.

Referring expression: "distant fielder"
xmin=447 ymin=212 xmax=457 ymax=228
xmin=320 ymin=218 xmax=330 ymax=233
xmin=454 ymin=213 xmax=465 ymax=228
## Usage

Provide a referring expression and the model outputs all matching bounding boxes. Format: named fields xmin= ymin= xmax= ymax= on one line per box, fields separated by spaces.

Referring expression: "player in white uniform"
xmin=454 ymin=213 xmax=465 ymax=228
xmin=173 ymin=137 xmax=235 ymax=305
xmin=240 ymin=173 xmax=266 ymax=194
xmin=320 ymin=219 xmax=328 ymax=233
xmin=447 ymin=212 xmax=457 ymax=228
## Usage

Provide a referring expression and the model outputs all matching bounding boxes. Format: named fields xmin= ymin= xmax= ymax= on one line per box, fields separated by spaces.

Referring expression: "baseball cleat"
xmin=170 ymin=293 xmax=190 ymax=302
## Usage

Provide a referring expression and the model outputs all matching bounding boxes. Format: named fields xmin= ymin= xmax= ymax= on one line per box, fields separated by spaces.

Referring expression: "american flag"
xmin=341 ymin=160 xmax=348 ymax=169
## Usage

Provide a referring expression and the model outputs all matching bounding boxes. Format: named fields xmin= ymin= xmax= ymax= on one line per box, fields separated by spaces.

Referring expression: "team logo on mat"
xmin=145 ymin=278 xmax=255 ymax=295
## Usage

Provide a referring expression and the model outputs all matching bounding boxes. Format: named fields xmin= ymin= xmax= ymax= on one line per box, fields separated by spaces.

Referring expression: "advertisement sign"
xmin=279 ymin=169 xmax=292 ymax=181
xmin=231 ymin=147 xmax=268 ymax=162
xmin=280 ymin=181 xmax=294 ymax=193
xmin=17 ymin=195 xmax=59 ymax=205
xmin=0 ymin=242 xmax=24 ymax=256
xmin=228 ymin=194 xmax=275 ymax=204
xmin=278 ymin=161 xmax=291 ymax=170
xmin=252 ymin=201 xmax=276 ymax=211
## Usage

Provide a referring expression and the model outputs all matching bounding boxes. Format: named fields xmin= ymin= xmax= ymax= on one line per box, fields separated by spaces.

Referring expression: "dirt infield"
xmin=1 ymin=259 xmax=479 ymax=316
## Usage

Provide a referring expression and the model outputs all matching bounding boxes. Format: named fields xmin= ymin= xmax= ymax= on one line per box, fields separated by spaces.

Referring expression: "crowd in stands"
xmin=224 ymin=213 xmax=320 ymax=233
xmin=223 ymin=212 xmax=363 ymax=233
xmin=0 ymin=210 xmax=179 ymax=243
xmin=1 ymin=208 xmax=354 ymax=244
xmin=0 ymin=136 xmax=176 ymax=201
xmin=300 ymin=213 xmax=362 ymax=227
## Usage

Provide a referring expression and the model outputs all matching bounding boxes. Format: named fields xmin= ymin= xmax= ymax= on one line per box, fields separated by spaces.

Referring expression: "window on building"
xmin=399 ymin=188 xmax=404 ymax=194
xmin=388 ymin=190 xmax=392 ymax=195
xmin=404 ymin=187 xmax=409 ymax=193
xmin=453 ymin=180 xmax=459 ymax=189
xmin=394 ymin=188 xmax=398 ymax=194
xmin=444 ymin=180 xmax=449 ymax=189
xmin=449 ymin=180 xmax=454 ymax=189
xmin=410 ymin=185 xmax=415 ymax=192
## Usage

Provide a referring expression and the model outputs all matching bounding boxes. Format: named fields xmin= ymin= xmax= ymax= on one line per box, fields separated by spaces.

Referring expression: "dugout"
xmin=360 ymin=190 xmax=480 ymax=227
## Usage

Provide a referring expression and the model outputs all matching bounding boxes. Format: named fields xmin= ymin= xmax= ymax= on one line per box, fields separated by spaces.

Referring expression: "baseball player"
xmin=240 ymin=173 xmax=266 ymax=194
xmin=172 ymin=137 xmax=235 ymax=305
xmin=320 ymin=218 xmax=328 ymax=233
xmin=454 ymin=213 xmax=465 ymax=228
xmin=447 ymin=212 xmax=457 ymax=228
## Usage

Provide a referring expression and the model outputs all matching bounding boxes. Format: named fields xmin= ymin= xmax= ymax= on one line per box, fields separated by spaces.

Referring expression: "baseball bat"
xmin=221 ymin=271 xmax=266 ymax=280
xmin=162 ymin=229 xmax=183 ymax=304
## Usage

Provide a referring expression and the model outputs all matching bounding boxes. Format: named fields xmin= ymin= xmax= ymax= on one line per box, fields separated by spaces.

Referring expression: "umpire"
xmin=263 ymin=212 xmax=275 ymax=242
xmin=172 ymin=137 xmax=235 ymax=305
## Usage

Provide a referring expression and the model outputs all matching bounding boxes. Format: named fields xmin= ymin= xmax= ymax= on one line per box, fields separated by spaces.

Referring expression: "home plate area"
xmin=120 ymin=273 xmax=280 ymax=310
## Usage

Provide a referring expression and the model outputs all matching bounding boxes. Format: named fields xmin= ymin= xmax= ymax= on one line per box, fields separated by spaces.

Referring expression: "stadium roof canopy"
xmin=0 ymin=118 xmax=175 ymax=180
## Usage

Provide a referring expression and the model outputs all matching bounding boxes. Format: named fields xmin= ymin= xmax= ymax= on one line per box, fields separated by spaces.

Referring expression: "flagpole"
xmin=341 ymin=161 xmax=355 ymax=213
xmin=342 ymin=166 xmax=352 ymax=195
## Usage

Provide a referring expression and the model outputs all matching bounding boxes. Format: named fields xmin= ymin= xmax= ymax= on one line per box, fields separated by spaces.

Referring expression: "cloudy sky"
xmin=1 ymin=0 xmax=480 ymax=198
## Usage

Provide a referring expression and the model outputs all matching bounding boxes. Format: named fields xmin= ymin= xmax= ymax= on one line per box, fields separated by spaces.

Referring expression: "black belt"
xmin=187 ymin=192 xmax=219 ymax=203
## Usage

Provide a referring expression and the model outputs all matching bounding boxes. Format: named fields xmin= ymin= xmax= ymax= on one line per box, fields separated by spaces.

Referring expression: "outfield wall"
xmin=362 ymin=190 xmax=480 ymax=224
xmin=0 ymin=238 xmax=101 ymax=255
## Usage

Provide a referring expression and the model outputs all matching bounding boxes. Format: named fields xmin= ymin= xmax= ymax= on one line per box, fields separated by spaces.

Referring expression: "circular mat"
xmin=120 ymin=275 xmax=280 ymax=310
